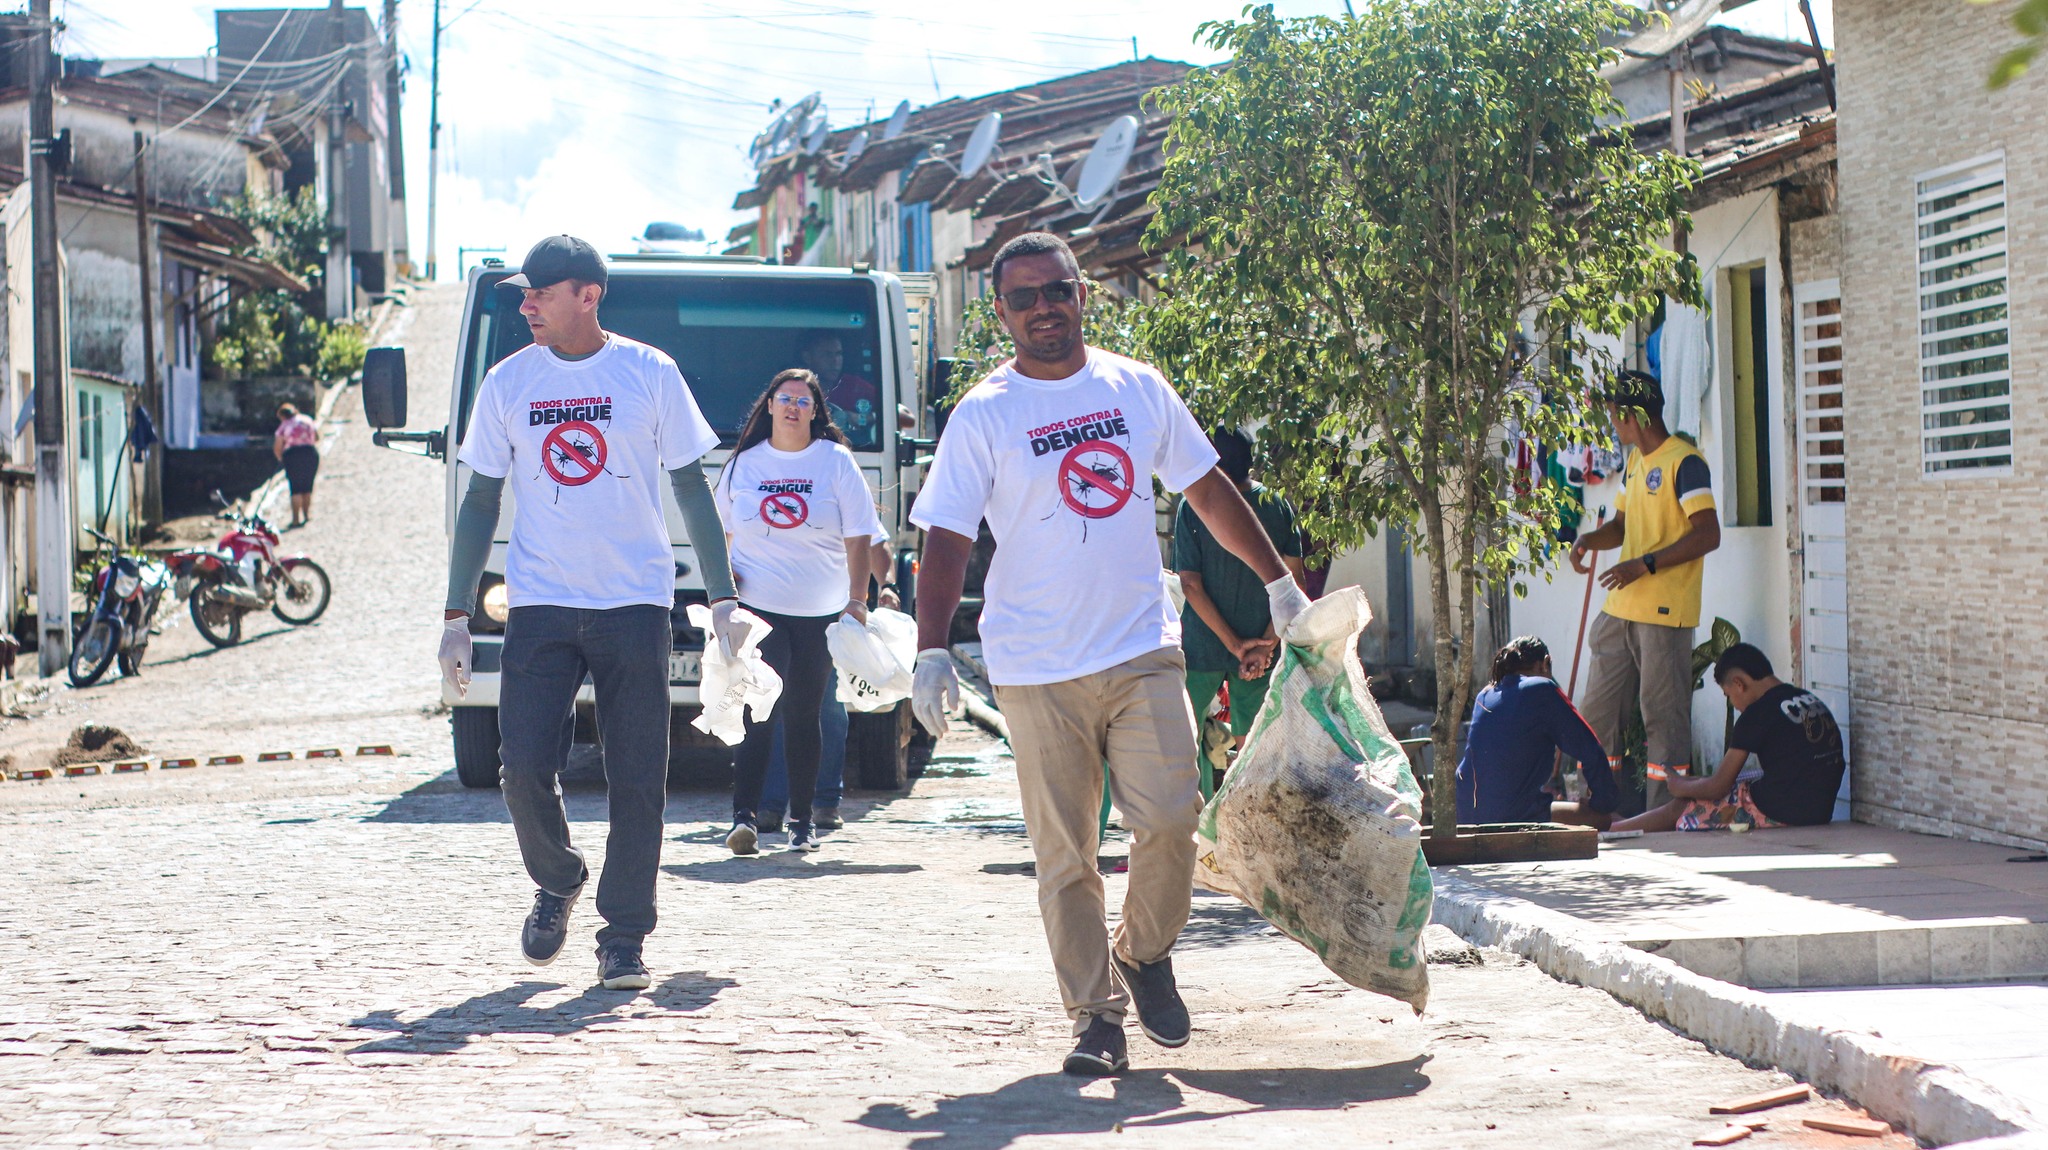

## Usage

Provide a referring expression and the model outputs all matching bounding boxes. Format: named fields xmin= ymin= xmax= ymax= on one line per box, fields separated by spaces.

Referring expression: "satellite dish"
xmin=882 ymin=99 xmax=911 ymax=140
xmin=1075 ymin=115 xmax=1138 ymax=210
xmin=803 ymin=114 xmax=830 ymax=154
xmin=842 ymin=129 xmax=870 ymax=167
xmin=960 ymin=111 xmax=1002 ymax=179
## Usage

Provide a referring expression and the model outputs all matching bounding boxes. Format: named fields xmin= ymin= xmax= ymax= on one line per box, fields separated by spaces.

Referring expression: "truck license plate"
xmin=669 ymin=651 xmax=702 ymax=684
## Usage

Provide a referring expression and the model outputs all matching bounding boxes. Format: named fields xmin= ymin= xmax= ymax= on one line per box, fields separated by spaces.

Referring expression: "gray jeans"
xmin=499 ymin=603 xmax=671 ymax=946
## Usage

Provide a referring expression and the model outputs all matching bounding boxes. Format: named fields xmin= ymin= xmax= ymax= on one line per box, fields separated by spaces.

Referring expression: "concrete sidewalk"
xmin=1433 ymin=821 xmax=2048 ymax=1146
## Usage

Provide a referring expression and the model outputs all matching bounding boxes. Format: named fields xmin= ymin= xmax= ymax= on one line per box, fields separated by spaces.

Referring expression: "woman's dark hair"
xmin=727 ymin=369 xmax=849 ymax=486
xmin=1713 ymin=642 xmax=1774 ymax=684
xmin=1490 ymin=635 xmax=1551 ymax=685
xmin=277 ymin=403 xmax=299 ymax=420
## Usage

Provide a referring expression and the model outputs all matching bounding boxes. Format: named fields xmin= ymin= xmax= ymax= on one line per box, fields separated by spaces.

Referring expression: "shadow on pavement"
xmin=663 ymin=858 xmax=924 ymax=883
xmin=346 ymin=971 xmax=735 ymax=1054
xmin=1175 ymin=898 xmax=1278 ymax=950
xmin=855 ymin=1056 xmax=1429 ymax=1149
xmin=145 ymin=623 xmax=299 ymax=667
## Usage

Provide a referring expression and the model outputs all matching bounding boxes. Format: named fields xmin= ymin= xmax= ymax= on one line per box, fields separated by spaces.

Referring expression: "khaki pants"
xmin=1579 ymin=611 xmax=1695 ymax=808
xmin=995 ymin=646 xmax=1202 ymax=1032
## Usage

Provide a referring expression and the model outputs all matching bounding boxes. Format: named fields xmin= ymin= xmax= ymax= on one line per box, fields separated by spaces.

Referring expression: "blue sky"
xmin=60 ymin=1 xmax=1833 ymax=280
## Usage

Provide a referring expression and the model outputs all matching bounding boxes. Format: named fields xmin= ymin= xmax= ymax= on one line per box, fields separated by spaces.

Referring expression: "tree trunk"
xmin=1424 ymin=497 xmax=1461 ymax=841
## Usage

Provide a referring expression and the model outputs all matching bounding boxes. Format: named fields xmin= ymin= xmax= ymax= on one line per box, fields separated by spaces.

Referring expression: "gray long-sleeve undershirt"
xmin=444 ymin=458 xmax=737 ymax=614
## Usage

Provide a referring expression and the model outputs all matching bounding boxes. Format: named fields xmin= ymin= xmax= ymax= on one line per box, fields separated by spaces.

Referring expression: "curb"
xmin=1431 ymin=872 xmax=2044 ymax=1147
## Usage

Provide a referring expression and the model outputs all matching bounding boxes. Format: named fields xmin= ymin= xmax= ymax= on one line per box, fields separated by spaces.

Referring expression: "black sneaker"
xmin=812 ymin=806 xmax=843 ymax=830
xmin=521 ymin=887 xmax=580 ymax=966
xmin=758 ymin=810 xmax=785 ymax=835
xmin=726 ymin=818 xmax=758 ymax=856
xmin=1062 ymin=1015 xmax=1129 ymax=1076
xmin=1112 ymin=954 xmax=1191 ymax=1047
xmin=787 ymin=821 xmax=821 ymax=853
xmin=596 ymin=941 xmax=651 ymax=991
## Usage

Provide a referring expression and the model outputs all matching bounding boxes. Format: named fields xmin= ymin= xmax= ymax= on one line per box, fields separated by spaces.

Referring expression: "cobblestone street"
xmin=0 ymin=287 xmax=1911 ymax=1148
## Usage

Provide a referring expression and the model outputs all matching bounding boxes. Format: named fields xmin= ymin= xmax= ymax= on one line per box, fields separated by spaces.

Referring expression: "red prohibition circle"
xmin=760 ymin=491 xmax=810 ymax=529
xmin=1058 ymin=440 xmax=1136 ymax=520
xmin=541 ymin=421 xmax=607 ymax=486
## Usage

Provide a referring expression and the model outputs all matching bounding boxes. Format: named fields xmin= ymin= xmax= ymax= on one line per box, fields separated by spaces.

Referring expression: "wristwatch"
xmin=1642 ymin=552 xmax=1659 ymax=575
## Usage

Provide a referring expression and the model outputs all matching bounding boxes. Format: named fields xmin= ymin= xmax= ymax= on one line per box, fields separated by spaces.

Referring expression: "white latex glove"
xmin=912 ymin=648 xmax=960 ymax=737
xmin=709 ymin=598 xmax=749 ymax=661
xmin=1266 ymin=573 xmax=1311 ymax=640
xmin=440 ymin=615 xmax=472 ymax=698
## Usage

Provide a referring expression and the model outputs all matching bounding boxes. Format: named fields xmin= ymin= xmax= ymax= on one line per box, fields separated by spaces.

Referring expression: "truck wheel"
xmin=452 ymin=707 xmax=502 ymax=789
xmin=849 ymin=700 xmax=912 ymax=790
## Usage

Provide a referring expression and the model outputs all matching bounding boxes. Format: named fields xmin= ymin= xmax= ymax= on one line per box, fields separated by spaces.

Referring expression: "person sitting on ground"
xmin=1454 ymin=636 xmax=1618 ymax=829
xmin=1609 ymin=643 xmax=1845 ymax=833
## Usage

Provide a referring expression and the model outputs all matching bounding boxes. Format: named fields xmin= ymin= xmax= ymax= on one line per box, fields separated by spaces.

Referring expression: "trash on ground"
xmin=54 ymin=724 xmax=144 ymax=767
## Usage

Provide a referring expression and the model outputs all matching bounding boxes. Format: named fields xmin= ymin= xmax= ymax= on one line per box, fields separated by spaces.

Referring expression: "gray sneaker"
xmin=597 ymin=941 xmax=650 ymax=991
xmin=1112 ymin=954 xmax=1190 ymax=1047
xmin=1062 ymin=1015 xmax=1129 ymax=1076
xmin=812 ymin=805 xmax=843 ymax=830
xmin=521 ymin=887 xmax=580 ymax=966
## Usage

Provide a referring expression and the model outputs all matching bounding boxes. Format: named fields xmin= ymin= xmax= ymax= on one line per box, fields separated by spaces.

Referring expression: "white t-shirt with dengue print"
xmin=714 ymin=438 xmax=886 ymax=618
xmin=458 ymin=334 xmax=718 ymax=610
xmin=911 ymin=349 xmax=1219 ymax=686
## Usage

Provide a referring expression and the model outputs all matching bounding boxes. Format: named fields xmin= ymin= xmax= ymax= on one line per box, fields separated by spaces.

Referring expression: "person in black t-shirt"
xmin=1609 ymin=643 xmax=1845 ymax=832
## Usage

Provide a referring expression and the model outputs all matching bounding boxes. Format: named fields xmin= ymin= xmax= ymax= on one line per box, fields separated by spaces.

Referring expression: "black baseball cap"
xmin=1602 ymin=369 xmax=1664 ymax=417
xmin=498 ymin=234 xmax=608 ymax=292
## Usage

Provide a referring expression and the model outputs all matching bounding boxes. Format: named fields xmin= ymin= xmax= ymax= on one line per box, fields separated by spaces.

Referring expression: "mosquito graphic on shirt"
xmin=1039 ymin=438 xmax=1149 ymax=543
xmin=531 ymin=422 xmax=630 ymax=504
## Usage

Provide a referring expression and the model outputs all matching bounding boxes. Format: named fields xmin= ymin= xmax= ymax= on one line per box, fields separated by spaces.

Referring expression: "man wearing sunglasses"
xmin=910 ymin=232 xmax=1310 ymax=1076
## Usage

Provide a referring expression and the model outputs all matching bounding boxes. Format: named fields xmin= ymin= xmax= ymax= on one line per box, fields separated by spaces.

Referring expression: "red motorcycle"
xmin=166 ymin=492 xmax=332 ymax=648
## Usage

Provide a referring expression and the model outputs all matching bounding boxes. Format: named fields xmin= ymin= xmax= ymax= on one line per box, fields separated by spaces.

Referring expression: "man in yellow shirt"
xmin=1568 ymin=371 xmax=1721 ymax=810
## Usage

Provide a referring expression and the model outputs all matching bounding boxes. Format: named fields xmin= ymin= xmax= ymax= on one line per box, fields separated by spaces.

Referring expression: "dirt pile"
xmin=53 ymin=724 xmax=144 ymax=767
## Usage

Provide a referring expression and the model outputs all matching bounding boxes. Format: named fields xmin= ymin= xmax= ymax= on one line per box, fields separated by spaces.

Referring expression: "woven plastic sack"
xmin=1195 ymin=585 xmax=1434 ymax=1013
xmin=827 ymin=608 xmax=916 ymax=712
xmin=685 ymin=603 xmax=782 ymax=746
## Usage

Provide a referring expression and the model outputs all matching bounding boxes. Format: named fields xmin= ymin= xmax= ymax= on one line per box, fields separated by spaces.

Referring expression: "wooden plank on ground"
xmin=1693 ymin=1125 xmax=1754 ymax=1146
xmin=1802 ymin=1116 xmax=1890 ymax=1137
xmin=1710 ymin=1085 xmax=1810 ymax=1114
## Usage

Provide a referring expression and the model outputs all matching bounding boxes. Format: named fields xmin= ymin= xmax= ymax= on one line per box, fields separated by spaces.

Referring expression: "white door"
xmin=1794 ymin=279 xmax=1851 ymax=819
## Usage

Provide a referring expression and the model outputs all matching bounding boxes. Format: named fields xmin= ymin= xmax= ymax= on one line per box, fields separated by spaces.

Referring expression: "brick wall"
xmin=1836 ymin=0 xmax=2048 ymax=847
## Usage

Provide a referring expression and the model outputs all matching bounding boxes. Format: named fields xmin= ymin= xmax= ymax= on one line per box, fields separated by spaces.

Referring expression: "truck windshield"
xmin=459 ymin=272 xmax=887 ymax=451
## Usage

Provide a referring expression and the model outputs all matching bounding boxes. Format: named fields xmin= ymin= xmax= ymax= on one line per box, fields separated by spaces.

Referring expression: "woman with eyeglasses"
xmin=714 ymin=367 xmax=886 ymax=854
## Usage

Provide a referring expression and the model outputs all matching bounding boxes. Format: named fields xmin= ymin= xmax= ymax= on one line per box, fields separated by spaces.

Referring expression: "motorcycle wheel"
xmin=68 ymin=616 xmax=122 ymax=688
xmin=271 ymin=559 xmax=332 ymax=625
xmin=116 ymin=641 xmax=147 ymax=677
xmin=191 ymin=591 xmax=244 ymax=647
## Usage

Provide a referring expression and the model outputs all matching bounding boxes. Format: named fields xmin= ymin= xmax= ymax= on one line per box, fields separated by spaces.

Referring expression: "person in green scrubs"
xmin=1173 ymin=429 xmax=1308 ymax=798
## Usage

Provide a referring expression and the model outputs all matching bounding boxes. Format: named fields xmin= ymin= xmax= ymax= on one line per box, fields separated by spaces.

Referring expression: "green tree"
xmin=213 ymin=188 xmax=359 ymax=381
xmin=1144 ymin=0 xmax=1700 ymax=839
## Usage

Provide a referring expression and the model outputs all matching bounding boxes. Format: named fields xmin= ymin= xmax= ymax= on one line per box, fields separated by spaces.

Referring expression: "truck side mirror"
xmin=361 ymin=347 xmax=408 ymax=428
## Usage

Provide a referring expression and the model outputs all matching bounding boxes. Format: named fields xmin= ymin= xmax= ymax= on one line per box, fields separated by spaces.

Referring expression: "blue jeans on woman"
xmin=763 ymin=668 xmax=849 ymax=816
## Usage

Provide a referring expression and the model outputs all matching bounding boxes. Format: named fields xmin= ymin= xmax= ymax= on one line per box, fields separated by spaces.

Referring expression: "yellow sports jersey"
xmin=1602 ymin=435 xmax=1715 ymax=628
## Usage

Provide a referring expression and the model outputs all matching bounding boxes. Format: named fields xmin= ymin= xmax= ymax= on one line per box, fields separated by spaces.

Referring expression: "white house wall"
xmin=1510 ymin=187 xmax=1795 ymax=770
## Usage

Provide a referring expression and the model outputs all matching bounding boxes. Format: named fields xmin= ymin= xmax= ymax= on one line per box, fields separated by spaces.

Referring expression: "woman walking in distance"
xmin=715 ymin=368 xmax=885 ymax=855
xmin=273 ymin=403 xmax=320 ymax=527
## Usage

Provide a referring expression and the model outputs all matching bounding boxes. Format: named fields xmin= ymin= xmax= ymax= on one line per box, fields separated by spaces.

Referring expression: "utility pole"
xmin=325 ymin=0 xmax=352 ymax=321
xmin=382 ymin=0 xmax=406 ymax=278
xmin=131 ymin=127 xmax=162 ymax=524
xmin=425 ymin=0 xmax=441 ymax=281
xmin=28 ymin=0 xmax=71 ymax=676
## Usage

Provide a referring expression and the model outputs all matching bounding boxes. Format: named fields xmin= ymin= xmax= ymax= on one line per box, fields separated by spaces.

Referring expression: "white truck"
xmin=361 ymin=254 xmax=938 ymax=791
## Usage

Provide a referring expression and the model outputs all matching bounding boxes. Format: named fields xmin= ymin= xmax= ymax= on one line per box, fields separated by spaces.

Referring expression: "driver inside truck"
xmin=797 ymin=329 xmax=879 ymax=449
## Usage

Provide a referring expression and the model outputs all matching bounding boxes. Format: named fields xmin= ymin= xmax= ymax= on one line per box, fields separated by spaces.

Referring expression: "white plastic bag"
xmin=826 ymin=607 xmax=916 ymax=712
xmin=685 ymin=603 xmax=782 ymax=746
xmin=1195 ymin=585 xmax=1434 ymax=1013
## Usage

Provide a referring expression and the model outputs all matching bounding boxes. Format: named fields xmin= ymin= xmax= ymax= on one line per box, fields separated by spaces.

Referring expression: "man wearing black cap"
xmin=438 ymin=234 xmax=744 ymax=989
xmin=1568 ymin=369 xmax=1721 ymax=811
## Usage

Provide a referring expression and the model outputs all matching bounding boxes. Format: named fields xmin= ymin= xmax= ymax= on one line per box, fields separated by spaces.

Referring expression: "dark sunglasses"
xmin=998 ymin=279 xmax=1081 ymax=311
